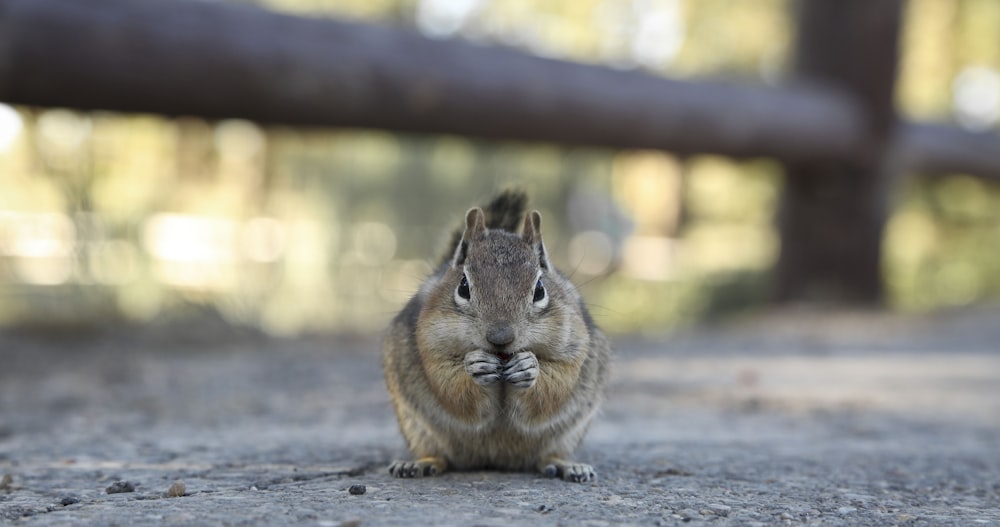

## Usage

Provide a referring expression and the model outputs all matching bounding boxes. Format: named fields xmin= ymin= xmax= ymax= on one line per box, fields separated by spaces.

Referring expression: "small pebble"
xmin=838 ymin=506 xmax=857 ymax=515
xmin=106 ymin=480 xmax=137 ymax=494
xmin=166 ymin=481 xmax=186 ymax=498
xmin=348 ymin=484 xmax=366 ymax=495
xmin=707 ymin=504 xmax=731 ymax=517
xmin=60 ymin=495 xmax=80 ymax=506
xmin=0 ymin=474 xmax=12 ymax=491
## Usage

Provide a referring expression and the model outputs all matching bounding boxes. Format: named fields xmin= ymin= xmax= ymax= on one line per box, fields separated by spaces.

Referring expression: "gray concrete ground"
xmin=1 ymin=308 xmax=999 ymax=526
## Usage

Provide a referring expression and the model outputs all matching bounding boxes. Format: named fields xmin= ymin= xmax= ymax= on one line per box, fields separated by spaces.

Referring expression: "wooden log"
xmin=0 ymin=0 xmax=865 ymax=161
xmin=899 ymin=123 xmax=1000 ymax=182
xmin=2 ymin=0 xmax=997 ymax=182
xmin=774 ymin=0 xmax=905 ymax=306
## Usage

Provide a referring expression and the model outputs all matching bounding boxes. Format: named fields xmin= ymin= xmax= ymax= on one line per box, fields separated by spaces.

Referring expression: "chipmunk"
xmin=382 ymin=190 xmax=610 ymax=483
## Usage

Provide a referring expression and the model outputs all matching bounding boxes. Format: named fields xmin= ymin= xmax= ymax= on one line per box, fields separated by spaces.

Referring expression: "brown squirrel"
xmin=382 ymin=190 xmax=610 ymax=483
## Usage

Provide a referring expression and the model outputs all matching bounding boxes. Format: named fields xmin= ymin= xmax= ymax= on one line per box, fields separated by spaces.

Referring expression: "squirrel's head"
xmin=441 ymin=206 xmax=557 ymax=359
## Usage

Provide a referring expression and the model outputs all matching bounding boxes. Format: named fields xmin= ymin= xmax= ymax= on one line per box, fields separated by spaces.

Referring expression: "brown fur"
xmin=383 ymin=190 xmax=611 ymax=482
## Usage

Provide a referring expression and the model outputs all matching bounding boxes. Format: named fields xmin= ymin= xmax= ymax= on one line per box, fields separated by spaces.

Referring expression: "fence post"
xmin=774 ymin=0 xmax=905 ymax=305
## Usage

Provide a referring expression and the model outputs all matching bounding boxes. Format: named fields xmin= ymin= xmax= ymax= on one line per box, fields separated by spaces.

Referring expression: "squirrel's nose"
xmin=485 ymin=324 xmax=515 ymax=348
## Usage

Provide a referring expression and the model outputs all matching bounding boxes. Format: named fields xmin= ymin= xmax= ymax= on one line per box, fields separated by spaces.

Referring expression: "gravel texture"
xmin=1 ymin=308 xmax=999 ymax=526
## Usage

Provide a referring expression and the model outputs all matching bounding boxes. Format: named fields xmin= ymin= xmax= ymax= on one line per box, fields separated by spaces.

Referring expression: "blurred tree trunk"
xmin=775 ymin=0 xmax=905 ymax=305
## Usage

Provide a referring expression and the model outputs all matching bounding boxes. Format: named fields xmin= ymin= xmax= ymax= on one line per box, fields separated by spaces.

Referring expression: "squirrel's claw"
xmin=388 ymin=458 xmax=446 ymax=478
xmin=464 ymin=350 xmax=502 ymax=386
xmin=503 ymin=351 xmax=538 ymax=389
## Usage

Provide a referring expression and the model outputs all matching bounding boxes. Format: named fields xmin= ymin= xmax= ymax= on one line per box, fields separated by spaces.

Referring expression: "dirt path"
xmin=1 ymin=309 xmax=999 ymax=526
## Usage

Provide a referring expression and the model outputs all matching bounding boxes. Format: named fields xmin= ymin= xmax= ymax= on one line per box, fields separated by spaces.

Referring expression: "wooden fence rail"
xmin=1 ymin=0 xmax=998 ymax=305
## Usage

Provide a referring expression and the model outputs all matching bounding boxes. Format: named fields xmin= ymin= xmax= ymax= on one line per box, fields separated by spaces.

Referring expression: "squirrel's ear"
xmin=522 ymin=210 xmax=550 ymax=271
xmin=452 ymin=207 xmax=486 ymax=268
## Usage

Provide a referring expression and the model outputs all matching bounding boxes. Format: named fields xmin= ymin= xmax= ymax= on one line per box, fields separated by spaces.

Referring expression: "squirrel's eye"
xmin=457 ymin=274 xmax=471 ymax=300
xmin=532 ymin=278 xmax=545 ymax=303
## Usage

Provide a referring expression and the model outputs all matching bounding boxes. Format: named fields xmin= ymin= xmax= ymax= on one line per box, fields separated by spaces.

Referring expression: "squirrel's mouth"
xmin=495 ymin=351 xmax=513 ymax=362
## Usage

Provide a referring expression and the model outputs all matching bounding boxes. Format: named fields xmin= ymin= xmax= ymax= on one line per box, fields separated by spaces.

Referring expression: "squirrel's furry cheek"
xmin=416 ymin=311 xmax=480 ymax=358
xmin=518 ymin=311 xmax=589 ymax=362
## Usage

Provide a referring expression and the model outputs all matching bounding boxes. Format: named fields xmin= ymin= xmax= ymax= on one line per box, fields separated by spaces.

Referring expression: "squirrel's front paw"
xmin=464 ymin=350 xmax=502 ymax=386
xmin=503 ymin=351 xmax=538 ymax=389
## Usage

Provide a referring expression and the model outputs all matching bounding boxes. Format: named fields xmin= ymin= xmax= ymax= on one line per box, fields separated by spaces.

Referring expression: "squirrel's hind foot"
xmin=388 ymin=457 xmax=448 ymax=478
xmin=540 ymin=458 xmax=597 ymax=483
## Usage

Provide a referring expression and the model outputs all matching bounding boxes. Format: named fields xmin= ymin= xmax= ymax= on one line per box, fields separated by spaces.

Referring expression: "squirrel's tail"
xmin=439 ymin=189 xmax=528 ymax=266
xmin=481 ymin=188 xmax=528 ymax=232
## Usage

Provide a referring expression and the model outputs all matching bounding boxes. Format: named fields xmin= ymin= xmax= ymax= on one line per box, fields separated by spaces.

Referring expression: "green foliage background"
xmin=0 ymin=0 xmax=998 ymax=335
